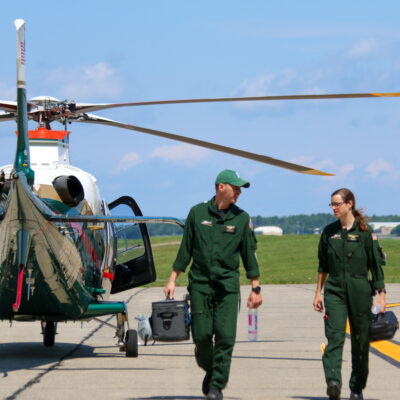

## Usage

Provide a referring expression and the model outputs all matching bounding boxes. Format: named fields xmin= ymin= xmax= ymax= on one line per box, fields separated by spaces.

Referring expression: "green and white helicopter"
xmin=0 ymin=20 xmax=396 ymax=357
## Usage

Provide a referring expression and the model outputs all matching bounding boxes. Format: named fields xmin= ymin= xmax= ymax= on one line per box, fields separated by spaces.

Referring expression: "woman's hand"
xmin=373 ymin=291 xmax=386 ymax=313
xmin=313 ymin=292 xmax=324 ymax=312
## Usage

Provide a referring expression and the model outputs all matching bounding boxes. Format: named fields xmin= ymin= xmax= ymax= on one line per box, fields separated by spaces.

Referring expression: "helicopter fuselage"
xmin=0 ymin=129 xmax=114 ymax=321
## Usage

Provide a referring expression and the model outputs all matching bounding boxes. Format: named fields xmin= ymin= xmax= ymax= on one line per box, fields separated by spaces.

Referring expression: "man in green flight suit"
xmin=164 ymin=169 xmax=263 ymax=400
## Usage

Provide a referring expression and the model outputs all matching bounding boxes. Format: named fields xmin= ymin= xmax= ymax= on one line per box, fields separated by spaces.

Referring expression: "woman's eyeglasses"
xmin=329 ymin=202 xmax=344 ymax=208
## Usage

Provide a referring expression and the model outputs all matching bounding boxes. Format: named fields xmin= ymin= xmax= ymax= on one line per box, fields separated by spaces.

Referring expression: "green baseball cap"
xmin=215 ymin=169 xmax=250 ymax=188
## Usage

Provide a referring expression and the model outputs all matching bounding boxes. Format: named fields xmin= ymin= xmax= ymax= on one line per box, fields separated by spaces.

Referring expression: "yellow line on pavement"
xmin=370 ymin=340 xmax=400 ymax=362
xmin=386 ymin=303 xmax=400 ymax=308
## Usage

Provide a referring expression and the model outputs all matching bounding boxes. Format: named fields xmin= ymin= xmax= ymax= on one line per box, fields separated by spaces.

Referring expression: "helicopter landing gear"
xmin=116 ymin=311 xmax=126 ymax=351
xmin=125 ymin=329 xmax=138 ymax=357
xmin=115 ymin=303 xmax=138 ymax=357
xmin=41 ymin=321 xmax=57 ymax=347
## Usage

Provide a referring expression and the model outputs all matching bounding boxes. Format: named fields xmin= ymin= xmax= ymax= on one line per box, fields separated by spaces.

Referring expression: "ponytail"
xmin=353 ymin=209 xmax=368 ymax=232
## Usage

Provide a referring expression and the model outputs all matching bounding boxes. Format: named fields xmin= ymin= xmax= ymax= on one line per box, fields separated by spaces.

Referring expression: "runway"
xmin=1 ymin=284 xmax=399 ymax=400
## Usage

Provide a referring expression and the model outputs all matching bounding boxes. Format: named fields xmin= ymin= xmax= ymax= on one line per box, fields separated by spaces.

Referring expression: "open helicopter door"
xmin=108 ymin=196 xmax=156 ymax=294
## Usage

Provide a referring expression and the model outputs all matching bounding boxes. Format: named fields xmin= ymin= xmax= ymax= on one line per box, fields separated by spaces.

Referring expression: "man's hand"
xmin=163 ymin=269 xmax=181 ymax=300
xmin=248 ymin=278 xmax=262 ymax=308
xmin=247 ymin=290 xmax=262 ymax=308
xmin=164 ymin=280 xmax=175 ymax=300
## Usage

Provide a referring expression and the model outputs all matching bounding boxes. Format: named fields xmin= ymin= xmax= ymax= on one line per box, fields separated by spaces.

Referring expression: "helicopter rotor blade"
xmin=0 ymin=101 xmax=17 ymax=113
xmin=4 ymin=90 xmax=397 ymax=124
xmin=75 ymin=113 xmax=333 ymax=176
xmin=0 ymin=112 xmax=16 ymax=122
xmin=73 ymin=91 xmax=400 ymax=114
xmin=4 ymin=90 xmax=400 ymax=122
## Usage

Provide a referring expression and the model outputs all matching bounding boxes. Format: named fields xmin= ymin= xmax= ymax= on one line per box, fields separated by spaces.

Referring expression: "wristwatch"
xmin=252 ymin=286 xmax=261 ymax=294
xmin=378 ymin=288 xmax=387 ymax=294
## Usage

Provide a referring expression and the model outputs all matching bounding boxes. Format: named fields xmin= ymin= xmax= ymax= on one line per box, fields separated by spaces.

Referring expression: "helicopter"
xmin=1 ymin=19 xmax=398 ymax=358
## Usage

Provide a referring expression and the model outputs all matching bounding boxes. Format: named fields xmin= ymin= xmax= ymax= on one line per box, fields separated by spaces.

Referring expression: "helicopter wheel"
xmin=125 ymin=329 xmax=138 ymax=357
xmin=43 ymin=321 xmax=56 ymax=347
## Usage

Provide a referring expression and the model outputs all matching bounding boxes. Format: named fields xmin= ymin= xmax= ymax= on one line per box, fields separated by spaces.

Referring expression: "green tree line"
xmin=145 ymin=213 xmax=400 ymax=237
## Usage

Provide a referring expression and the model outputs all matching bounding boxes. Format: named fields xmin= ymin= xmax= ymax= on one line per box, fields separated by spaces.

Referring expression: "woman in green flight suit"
xmin=313 ymin=188 xmax=386 ymax=400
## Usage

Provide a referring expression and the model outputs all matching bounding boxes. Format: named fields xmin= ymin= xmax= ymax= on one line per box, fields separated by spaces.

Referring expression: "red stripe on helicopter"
xmin=12 ymin=265 xmax=25 ymax=312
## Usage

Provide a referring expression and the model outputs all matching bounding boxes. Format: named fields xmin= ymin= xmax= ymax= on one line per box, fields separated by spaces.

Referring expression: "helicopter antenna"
xmin=13 ymin=19 xmax=34 ymax=185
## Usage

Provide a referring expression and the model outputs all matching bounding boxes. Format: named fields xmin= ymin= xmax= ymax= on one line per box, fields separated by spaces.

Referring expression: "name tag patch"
xmin=201 ymin=220 xmax=212 ymax=227
xmin=330 ymin=234 xmax=341 ymax=240
xmin=224 ymin=225 xmax=236 ymax=234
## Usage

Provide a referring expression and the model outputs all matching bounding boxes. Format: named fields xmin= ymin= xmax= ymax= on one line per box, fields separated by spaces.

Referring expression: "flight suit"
xmin=173 ymin=197 xmax=259 ymax=390
xmin=318 ymin=219 xmax=385 ymax=393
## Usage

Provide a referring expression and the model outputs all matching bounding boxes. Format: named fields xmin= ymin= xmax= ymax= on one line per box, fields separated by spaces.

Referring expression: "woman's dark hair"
xmin=331 ymin=188 xmax=368 ymax=232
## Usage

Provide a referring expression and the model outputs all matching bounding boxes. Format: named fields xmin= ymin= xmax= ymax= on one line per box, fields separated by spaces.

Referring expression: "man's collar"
xmin=209 ymin=197 xmax=233 ymax=218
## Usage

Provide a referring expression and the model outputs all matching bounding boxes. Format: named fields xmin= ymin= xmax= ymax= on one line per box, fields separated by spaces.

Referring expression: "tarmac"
xmin=0 ymin=284 xmax=399 ymax=400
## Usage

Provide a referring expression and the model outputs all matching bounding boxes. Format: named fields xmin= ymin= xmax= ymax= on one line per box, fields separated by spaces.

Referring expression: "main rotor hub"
xmin=28 ymin=96 xmax=77 ymax=124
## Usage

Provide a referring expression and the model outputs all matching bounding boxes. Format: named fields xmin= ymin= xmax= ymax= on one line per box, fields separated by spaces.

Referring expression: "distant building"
xmin=254 ymin=226 xmax=283 ymax=236
xmin=369 ymin=222 xmax=400 ymax=235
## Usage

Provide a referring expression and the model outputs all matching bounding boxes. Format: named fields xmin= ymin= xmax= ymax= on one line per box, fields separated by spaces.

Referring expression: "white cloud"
xmin=291 ymin=156 xmax=354 ymax=179
xmin=348 ymin=39 xmax=378 ymax=57
xmin=116 ymin=152 xmax=141 ymax=172
xmin=238 ymin=68 xmax=297 ymax=97
xmin=321 ymin=160 xmax=354 ymax=179
xmin=233 ymin=69 xmax=329 ymax=112
xmin=45 ymin=62 xmax=122 ymax=100
xmin=338 ymin=163 xmax=354 ymax=176
xmin=366 ymin=159 xmax=392 ymax=177
xmin=150 ymin=143 xmax=208 ymax=165
xmin=233 ymin=74 xmax=286 ymax=112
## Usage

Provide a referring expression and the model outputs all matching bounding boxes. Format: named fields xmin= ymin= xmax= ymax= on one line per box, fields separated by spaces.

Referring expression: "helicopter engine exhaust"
xmin=52 ymin=175 xmax=84 ymax=207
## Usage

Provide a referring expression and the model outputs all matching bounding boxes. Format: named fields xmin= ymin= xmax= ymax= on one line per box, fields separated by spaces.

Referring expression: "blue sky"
xmin=1 ymin=1 xmax=399 ymax=219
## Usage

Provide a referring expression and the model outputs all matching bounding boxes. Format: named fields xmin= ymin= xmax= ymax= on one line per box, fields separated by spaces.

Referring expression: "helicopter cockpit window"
xmin=109 ymin=203 xmax=146 ymax=264
xmin=115 ymin=222 xmax=145 ymax=264
xmin=108 ymin=197 xmax=156 ymax=294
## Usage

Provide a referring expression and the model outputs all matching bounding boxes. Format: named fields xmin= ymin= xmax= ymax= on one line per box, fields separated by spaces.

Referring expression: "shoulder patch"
xmin=249 ymin=218 xmax=254 ymax=230
xmin=372 ymin=233 xmax=378 ymax=241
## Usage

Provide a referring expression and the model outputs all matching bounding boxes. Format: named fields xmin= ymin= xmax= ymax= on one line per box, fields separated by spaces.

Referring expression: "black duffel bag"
xmin=369 ymin=311 xmax=399 ymax=342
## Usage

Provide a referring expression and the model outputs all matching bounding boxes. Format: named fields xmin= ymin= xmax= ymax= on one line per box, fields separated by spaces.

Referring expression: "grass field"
xmin=147 ymin=235 xmax=400 ymax=287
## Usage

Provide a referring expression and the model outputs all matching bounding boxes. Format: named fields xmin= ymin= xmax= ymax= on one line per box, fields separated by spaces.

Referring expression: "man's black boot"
xmin=202 ymin=372 xmax=211 ymax=396
xmin=207 ymin=387 xmax=223 ymax=400
xmin=327 ymin=381 xmax=341 ymax=400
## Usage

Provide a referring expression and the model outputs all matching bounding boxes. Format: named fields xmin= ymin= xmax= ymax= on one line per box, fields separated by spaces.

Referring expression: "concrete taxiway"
xmin=1 ymin=284 xmax=399 ymax=400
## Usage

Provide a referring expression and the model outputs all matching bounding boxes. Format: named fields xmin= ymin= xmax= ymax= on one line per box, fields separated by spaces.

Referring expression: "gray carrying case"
xmin=151 ymin=299 xmax=190 ymax=341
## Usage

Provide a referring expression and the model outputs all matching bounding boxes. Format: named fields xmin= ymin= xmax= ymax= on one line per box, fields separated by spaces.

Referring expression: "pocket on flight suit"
xmin=346 ymin=239 xmax=368 ymax=276
xmin=347 ymin=275 xmax=372 ymax=318
xmin=190 ymin=290 xmax=213 ymax=341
